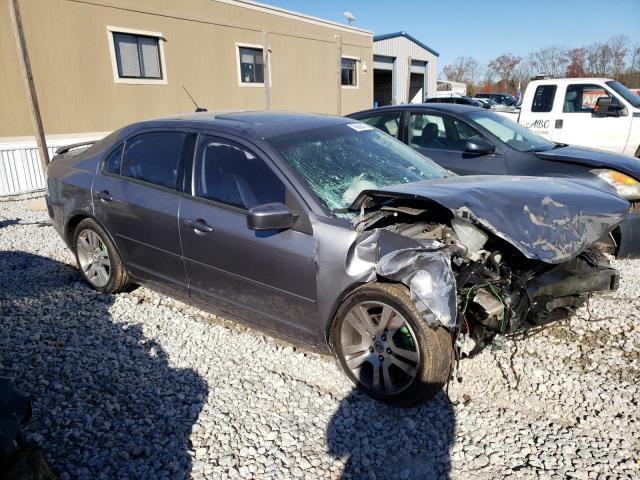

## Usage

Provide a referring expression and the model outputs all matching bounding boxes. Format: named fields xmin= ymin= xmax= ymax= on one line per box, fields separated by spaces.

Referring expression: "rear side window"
xmin=531 ymin=85 xmax=556 ymax=112
xmin=121 ymin=132 xmax=186 ymax=189
xmin=194 ymin=136 xmax=286 ymax=209
xmin=358 ymin=112 xmax=402 ymax=138
xmin=104 ymin=145 xmax=123 ymax=174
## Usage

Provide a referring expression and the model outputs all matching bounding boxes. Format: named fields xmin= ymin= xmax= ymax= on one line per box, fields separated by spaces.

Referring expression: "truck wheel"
xmin=73 ymin=218 xmax=130 ymax=294
xmin=331 ymin=282 xmax=453 ymax=406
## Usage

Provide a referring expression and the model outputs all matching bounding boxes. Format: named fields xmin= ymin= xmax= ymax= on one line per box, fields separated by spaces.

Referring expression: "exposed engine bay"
xmin=350 ymin=201 xmax=619 ymax=355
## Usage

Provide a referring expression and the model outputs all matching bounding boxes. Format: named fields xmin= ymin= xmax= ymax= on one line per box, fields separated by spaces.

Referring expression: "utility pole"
xmin=336 ymin=35 xmax=342 ymax=115
xmin=10 ymin=0 xmax=49 ymax=172
xmin=262 ymin=31 xmax=270 ymax=110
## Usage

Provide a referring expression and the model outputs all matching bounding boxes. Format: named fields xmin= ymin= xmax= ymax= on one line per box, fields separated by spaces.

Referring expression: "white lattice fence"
xmin=0 ymin=145 xmax=55 ymax=195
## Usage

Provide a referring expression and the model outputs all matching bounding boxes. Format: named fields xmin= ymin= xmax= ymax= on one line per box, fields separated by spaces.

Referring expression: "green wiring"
xmin=461 ymin=283 xmax=509 ymax=333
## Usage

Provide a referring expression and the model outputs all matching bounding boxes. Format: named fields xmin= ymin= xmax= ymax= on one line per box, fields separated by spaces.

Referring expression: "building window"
xmin=113 ymin=33 xmax=161 ymax=79
xmin=238 ymin=46 xmax=264 ymax=84
xmin=107 ymin=27 xmax=167 ymax=85
xmin=341 ymin=58 xmax=357 ymax=87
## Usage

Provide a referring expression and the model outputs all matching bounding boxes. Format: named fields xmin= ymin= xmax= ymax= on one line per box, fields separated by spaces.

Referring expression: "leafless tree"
xmin=441 ymin=56 xmax=482 ymax=84
xmin=527 ymin=46 xmax=569 ymax=77
xmin=466 ymin=58 xmax=482 ymax=84
xmin=585 ymin=42 xmax=613 ymax=76
xmin=609 ymin=35 xmax=630 ymax=80
xmin=488 ymin=54 xmax=521 ymax=90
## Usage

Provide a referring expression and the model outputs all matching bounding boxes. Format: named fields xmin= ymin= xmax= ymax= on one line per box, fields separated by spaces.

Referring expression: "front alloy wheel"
xmin=340 ymin=301 xmax=420 ymax=396
xmin=332 ymin=283 xmax=453 ymax=406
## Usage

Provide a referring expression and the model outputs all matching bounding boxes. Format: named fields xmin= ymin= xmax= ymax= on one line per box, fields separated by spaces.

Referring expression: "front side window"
xmin=531 ymin=85 xmax=557 ymax=112
xmin=238 ymin=47 xmax=264 ymax=84
xmin=194 ymin=136 xmax=285 ymax=209
xmin=408 ymin=113 xmax=483 ymax=151
xmin=121 ymin=132 xmax=186 ymax=189
xmin=563 ymin=84 xmax=611 ymax=113
xmin=358 ymin=112 xmax=402 ymax=138
xmin=468 ymin=111 xmax=555 ymax=152
xmin=267 ymin=124 xmax=446 ymax=212
xmin=113 ymin=32 xmax=162 ymax=79
xmin=341 ymin=58 xmax=357 ymax=87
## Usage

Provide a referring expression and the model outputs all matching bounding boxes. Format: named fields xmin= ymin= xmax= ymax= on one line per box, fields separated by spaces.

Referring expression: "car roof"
xmin=120 ymin=110 xmax=354 ymax=139
xmin=352 ymin=103 xmax=484 ymax=115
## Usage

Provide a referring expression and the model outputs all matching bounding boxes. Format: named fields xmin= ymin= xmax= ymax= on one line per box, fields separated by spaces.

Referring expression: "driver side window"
xmin=409 ymin=113 xmax=485 ymax=152
xmin=563 ymin=84 xmax=611 ymax=113
xmin=409 ymin=113 xmax=447 ymax=149
xmin=193 ymin=136 xmax=286 ymax=210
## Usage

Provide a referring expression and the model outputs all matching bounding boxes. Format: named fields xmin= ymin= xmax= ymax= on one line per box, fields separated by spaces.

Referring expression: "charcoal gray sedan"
xmin=47 ymin=111 xmax=628 ymax=405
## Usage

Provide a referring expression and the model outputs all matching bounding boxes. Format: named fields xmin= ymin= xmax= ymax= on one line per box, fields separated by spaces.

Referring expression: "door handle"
xmin=185 ymin=219 xmax=213 ymax=233
xmin=96 ymin=190 xmax=113 ymax=202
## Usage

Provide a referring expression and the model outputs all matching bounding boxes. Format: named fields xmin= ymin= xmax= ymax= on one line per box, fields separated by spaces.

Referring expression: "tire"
xmin=73 ymin=218 xmax=130 ymax=294
xmin=331 ymin=282 xmax=453 ymax=406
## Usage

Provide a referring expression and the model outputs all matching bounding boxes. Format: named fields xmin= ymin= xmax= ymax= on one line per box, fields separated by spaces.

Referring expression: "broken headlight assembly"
xmin=591 ymin=169 xmax=640 ymax=201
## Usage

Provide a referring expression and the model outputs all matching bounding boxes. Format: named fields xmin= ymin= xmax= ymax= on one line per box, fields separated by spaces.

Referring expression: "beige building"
xmin=0 ymin=0 xmax=374 ymax=194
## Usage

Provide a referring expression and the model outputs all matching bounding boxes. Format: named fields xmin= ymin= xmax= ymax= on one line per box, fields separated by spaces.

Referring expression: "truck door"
xmin=517 ymin=84 xmax=557 ymax=140
xmin=552 ymin=83 xmax=632 ymax=153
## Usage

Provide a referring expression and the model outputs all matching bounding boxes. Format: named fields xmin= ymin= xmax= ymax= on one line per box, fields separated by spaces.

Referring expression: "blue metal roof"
xmin=373 ymin=31 xmax=440 ymax=57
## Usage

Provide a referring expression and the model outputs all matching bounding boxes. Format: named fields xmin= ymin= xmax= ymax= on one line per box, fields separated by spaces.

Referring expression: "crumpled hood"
xmin=536 ymin=146 xmax=640 ymax=181
xmin=350 ymin=175 xmax=630 ymax=264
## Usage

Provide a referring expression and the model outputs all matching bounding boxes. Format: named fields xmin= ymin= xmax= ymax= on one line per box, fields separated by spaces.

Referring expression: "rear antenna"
xmin=183 ymin=86 xmax=207 ymax=112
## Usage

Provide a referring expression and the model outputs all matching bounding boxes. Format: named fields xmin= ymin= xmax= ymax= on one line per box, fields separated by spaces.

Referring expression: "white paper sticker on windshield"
xmin=347 ymin=123 xmax=374 ymax=132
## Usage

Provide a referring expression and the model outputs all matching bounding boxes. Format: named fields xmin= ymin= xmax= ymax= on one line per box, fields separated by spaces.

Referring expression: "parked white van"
xmin=498 ymin=78 xmax=640 ymax=158
xmin=436 ymin=80 xmax=467 ymax=98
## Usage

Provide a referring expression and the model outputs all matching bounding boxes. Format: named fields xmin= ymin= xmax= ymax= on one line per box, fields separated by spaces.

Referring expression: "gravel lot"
xmin=1 ymin=193 xmax=638 ymax=480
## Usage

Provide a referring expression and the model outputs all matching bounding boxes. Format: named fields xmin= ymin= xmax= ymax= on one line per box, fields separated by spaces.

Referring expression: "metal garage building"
xmin=373 ymin=32 xmax=439 ymax=106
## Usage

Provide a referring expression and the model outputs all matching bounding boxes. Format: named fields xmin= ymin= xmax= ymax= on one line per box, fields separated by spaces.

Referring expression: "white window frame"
xmin=107 ymin=26 xmax=168 ymax=85
xmin=341 ymin=55 xmax=360 ymax=89
xmin=236 ymin=42 xmax=271 ymax=88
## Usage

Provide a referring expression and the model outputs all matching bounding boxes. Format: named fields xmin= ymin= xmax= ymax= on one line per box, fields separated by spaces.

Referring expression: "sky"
xmin=265 ymin=0 xmax=640 ymax=70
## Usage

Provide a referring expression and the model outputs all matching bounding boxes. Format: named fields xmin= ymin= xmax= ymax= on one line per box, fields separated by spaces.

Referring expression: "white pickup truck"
xmin=497 ymin=78 xmax=640 ymax=158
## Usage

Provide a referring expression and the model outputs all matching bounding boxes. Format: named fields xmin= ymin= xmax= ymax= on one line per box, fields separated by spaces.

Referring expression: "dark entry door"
xmin=178 ymin=134 xmax=318 ymax=342
xmin=92 ymin=131 xmax=194 ymax=292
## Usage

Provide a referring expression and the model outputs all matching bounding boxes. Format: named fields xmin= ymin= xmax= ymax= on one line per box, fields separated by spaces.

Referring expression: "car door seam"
xmin=184 ymin=257 xmax=316 ymax=304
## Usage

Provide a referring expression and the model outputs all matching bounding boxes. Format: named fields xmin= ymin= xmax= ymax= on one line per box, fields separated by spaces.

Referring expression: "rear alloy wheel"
xmin=76 ymin=229 xmax=111 ymax=287
xmin=332 ymin=283 xmax=453 ymax=406
xmin=73 ymin=218 xmax=130 ymax=294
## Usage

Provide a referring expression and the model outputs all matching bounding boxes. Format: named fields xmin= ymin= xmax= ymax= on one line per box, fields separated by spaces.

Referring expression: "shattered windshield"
xmin=267 ymin=123 xmax=446 ymax=212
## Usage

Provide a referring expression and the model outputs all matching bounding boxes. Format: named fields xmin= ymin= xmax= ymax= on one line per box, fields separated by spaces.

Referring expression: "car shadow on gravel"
xmin=0 ymin=251 xmax=207 ymax=479
xmin=327 ymin=389 xmax=455 ymax=479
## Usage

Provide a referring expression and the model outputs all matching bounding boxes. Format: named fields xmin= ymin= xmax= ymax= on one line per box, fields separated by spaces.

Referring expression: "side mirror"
xmin=247 ymin=202 xmax=295 ymax=230
xmin=464 ymin=139 xmax=495 ymax=155
xmin=594 ymin=96 xmax=623 ymax=117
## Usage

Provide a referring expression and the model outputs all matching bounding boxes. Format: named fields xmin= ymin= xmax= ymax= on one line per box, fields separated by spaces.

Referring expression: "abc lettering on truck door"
xmin=521 ymin=85 xmax=556 ymax=139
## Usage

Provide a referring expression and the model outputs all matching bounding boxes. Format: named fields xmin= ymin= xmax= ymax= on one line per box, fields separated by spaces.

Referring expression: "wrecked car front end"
xmin=344 ymin=175 xmax=627 ymax=349
xmin=265 ymin=117 xmax=628 ymax=403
